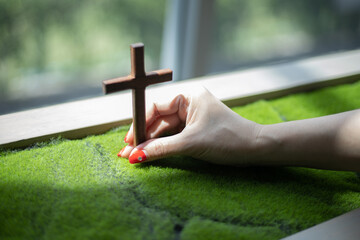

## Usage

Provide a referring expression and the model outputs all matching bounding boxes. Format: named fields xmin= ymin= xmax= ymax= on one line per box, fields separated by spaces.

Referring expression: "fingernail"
xmin=129 ymin=149 xmax=147 ymax=164
xmin=117 ymin=147 xmax=125 ymax=157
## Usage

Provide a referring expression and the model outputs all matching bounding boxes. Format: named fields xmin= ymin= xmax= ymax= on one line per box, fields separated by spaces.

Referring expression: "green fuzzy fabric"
xmin=1 ymin=81 xmax=360 ymax=240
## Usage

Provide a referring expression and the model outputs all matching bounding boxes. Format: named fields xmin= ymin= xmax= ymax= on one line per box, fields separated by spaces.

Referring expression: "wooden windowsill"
xmin=1 ymin=50 xmax=360 ymax=149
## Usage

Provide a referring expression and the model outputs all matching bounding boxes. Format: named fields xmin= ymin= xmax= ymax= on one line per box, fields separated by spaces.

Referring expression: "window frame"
xmin=1 ymin=49 xmax=360 ymax=149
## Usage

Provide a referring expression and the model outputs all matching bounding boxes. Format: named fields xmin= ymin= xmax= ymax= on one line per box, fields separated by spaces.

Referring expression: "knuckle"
xmin=152 ymin=141 xmax=166 ymax=158
xmin=177 ymin=94 xmax=186 ymax=102
xmin=152 ymin=102 xmax=161 ymax=118
xmin=177 ymin=94 xmax=189 ymax=119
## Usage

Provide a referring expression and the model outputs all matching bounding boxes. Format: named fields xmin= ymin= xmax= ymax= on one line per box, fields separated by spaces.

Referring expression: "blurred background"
xmin=1 ymin=0 xmax=360 ymax=114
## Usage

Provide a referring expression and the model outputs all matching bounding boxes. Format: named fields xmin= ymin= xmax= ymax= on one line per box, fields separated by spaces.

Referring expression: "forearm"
xmin=255 ymin=110 xmax=360 ymax=171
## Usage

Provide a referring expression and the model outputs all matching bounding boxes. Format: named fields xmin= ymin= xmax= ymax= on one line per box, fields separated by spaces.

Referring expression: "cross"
xmin=102 ymin=43 xmax=173 ymax=146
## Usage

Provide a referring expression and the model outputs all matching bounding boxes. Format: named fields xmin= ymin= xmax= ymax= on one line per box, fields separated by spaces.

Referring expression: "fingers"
xmin=130 ymin=133 xmax=189 ymax=164
xmin=146 ymin=114 xmax=183 ymax=139
xmin=119 ymin=115 xmax=186 ymax=162
xmin=118 ymin=87 xmax=239 ymax=165
xmin=125 ymin=94 xmax=189 ymax=145
xmin=117 ymin=145 xmax=134 ymax=158
xmin=120 ymin=94 xmax=191 ymax=164
xmin=124 ymin=124 xmax=133 ymax=143
xmin=118 ymin=131 xmax=190 ymax=164
xmin=146 ymin=94 xmax=188 ymax=127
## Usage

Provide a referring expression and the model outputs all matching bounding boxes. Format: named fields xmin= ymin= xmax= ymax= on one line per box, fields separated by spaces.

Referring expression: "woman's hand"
xmin=118 ymin=88 xmax=262 ymax=165
xmin=118 ymin=87 xmax=360 ymax=171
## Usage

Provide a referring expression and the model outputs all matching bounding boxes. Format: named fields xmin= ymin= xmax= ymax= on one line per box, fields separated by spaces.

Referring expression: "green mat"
xmin=1 ymin=81 xmax=360 ymax=240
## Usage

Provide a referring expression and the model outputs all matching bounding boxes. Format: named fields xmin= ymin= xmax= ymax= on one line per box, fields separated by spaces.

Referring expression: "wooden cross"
xmin=102 ymin=43 xmax=173 ymax=146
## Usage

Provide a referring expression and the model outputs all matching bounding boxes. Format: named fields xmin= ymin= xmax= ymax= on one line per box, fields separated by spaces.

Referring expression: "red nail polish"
xmin=117 ymin=147 xmax=125 ymax=157
xmin=124 ymin=132 xmax=129 ymax=142
xmin=129 ymin=149 xmax=147 ymax=164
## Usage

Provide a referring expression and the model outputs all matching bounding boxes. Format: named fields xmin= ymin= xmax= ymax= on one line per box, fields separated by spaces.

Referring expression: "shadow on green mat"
xmin=139 ymin=157 xmax=360 ymax=199
xmin=2 ymin=156 xmax=359 ymax=239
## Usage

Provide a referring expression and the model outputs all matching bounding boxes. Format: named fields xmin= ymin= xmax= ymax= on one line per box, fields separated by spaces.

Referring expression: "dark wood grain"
xmin=102 ymin=70 xmax=173 ymax=94
xmin=102 ymin=43 xmax=172 ymax=145
xmin=132 ymin=88 xmax=145 ymax=146
xmin=130 ymin=43 xmax=145 ymax=77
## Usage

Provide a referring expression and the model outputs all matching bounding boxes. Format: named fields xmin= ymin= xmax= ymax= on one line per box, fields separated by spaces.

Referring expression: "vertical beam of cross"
xmin=102 ymin=43 xmax=173 ymax=146
xmin=131 ymin=44 xmax=146 ymax=146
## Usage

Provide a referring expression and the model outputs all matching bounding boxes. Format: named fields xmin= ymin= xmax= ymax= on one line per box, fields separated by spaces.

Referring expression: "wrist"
xmin=252 ymin=124 xmax=282 ymax=166
xmin=253 ymin=123 xmax=305 ymax=167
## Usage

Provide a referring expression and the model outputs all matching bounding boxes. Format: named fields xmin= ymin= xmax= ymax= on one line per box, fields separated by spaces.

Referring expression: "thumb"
xmin=128 ymin=133 xmax=188 ymax=164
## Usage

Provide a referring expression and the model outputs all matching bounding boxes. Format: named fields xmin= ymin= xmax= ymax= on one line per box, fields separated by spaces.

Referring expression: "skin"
xmin=120 ymin=88 xmax=360 ymax=172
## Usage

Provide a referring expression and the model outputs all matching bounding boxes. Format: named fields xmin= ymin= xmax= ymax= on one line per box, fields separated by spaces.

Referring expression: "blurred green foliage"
xmin=0 ymin=0 xmax=166 ymax=98
xmin=1 ymin=0 xmax=359 ymax=107
xmin=213 ymin=0 xmax=360 ymax=70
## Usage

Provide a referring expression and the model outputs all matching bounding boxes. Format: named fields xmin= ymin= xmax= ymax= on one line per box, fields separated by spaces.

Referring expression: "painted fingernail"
xmin=124 ymin=132 xmax=129 ymax=142
xmin=117 ymin=147 xmax=126 ymax=157
xmin=129 ymin=149 xmax=147 ymax=164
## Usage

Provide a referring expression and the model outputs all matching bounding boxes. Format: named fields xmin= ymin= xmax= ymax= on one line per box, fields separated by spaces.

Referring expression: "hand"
xmin=118 ymin=88 xmax=262 ymax=165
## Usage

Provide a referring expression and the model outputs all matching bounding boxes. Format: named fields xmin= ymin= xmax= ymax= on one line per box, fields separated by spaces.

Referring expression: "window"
xmin=1 ymin=0 xmax=359 ymax=114
xmin=211 ymin=0 xmax=360 ymax=72
xmin=0 ymin=0 xmax=166 ymax=114
xmin=162 ymin=0 xmax=360 ymax=79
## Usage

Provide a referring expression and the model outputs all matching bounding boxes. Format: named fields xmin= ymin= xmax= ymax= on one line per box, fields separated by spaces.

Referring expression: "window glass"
xmin=1 ymin=0 xmax=359 ymax=114
xmin=211 ymin=0 xmax=360 ymax=73
xmin=0 ymin=0 xmax=166 ymax=114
